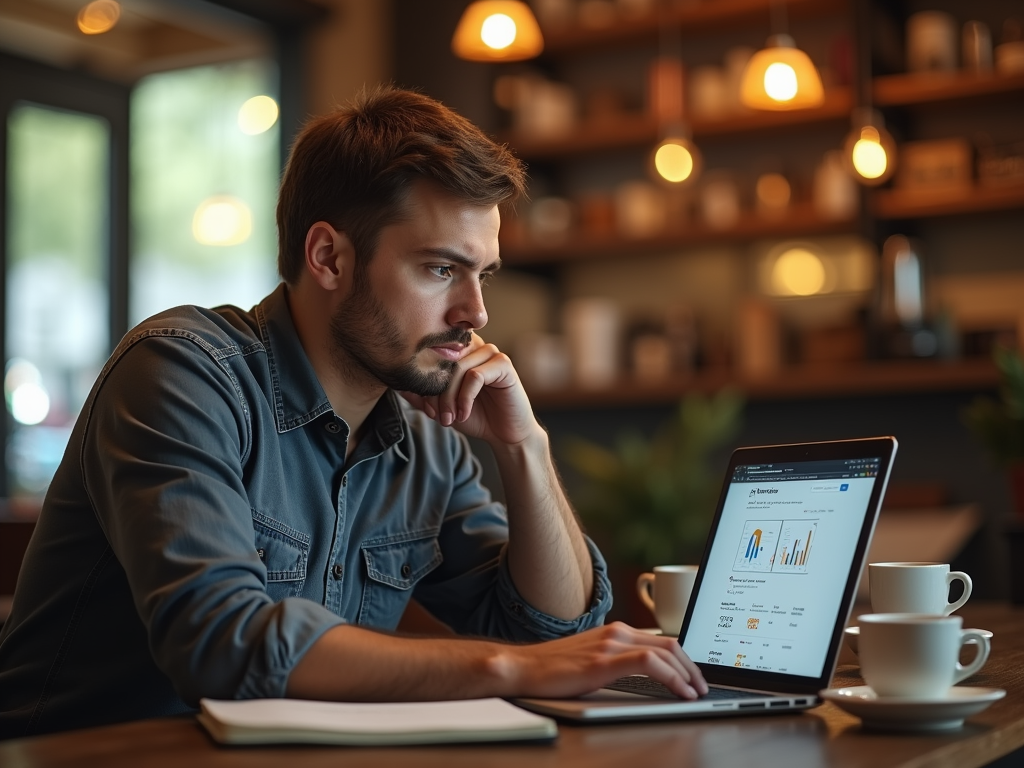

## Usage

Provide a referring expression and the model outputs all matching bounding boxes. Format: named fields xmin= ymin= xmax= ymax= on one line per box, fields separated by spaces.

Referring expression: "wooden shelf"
xmin=540 ymin=0 xmax=846 ymax=57
xmin=873 ymin=184 xmax=1024 ymax=220
xmin=504 ymin=89 xmax=852 ymax=161
xmin=528 ymin=359 xmax=1000 ymax=409
xmin=502 ymin=202 xmax=856 ymax=265
xmin=874 ymin=71 xmax=1024 ymax=108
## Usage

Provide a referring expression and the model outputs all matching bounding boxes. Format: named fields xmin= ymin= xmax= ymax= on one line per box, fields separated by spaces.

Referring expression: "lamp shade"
xmin=740 ymin=35 xmax=824 ymax=110
xmin=452 ymin=1 xmax=544 ymax=62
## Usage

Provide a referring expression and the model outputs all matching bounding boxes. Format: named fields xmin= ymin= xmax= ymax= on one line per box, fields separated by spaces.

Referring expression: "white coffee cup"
xmin=869 ymin=562 xmax=972 ymax=615
xmin=858 ymin=613 xmax=990 ymax=698
xmin=636 ymin=565 xmax=698 ymax=636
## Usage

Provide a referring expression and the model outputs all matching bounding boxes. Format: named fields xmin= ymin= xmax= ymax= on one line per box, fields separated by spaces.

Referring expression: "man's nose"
xmin=447 ymin=280 xmax=488 ymax=330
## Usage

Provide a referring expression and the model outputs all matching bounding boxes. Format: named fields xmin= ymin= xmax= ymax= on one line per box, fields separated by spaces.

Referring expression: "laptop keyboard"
xmin=606 ymin=676 xmax=774 ymax=701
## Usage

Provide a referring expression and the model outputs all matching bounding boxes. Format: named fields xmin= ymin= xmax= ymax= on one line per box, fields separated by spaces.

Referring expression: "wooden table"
xmin=3 ymin=603 xmax=1022 ymax=768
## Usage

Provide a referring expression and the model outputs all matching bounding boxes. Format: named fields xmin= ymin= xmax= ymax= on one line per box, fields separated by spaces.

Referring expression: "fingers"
xmin=516 ymin=623 xmax=707 ymax=700
xmin=600 ymin=624 xmax=706 ymax=698
xmin=436 ymin=343 xmax=512 ymax=426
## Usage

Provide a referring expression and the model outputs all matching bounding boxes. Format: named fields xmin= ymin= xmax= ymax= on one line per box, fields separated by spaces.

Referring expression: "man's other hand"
xmin=399 ymin=332 xmax=538 ymax=448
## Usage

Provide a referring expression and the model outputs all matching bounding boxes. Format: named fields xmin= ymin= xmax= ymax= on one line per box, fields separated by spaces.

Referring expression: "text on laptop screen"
xmin=682 ymin=457 xmax=881 ymax=679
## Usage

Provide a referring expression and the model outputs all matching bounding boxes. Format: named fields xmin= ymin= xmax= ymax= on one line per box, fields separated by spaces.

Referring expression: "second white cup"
xmin=636 ymin=565 xmax=698 ymax=636
xmin=859 ymin=613 xmax=990 ymax=698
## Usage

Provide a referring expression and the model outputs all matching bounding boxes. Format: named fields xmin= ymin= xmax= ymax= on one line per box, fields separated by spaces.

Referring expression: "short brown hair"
xmin=276 ymin=85 xmax=527 ymax=285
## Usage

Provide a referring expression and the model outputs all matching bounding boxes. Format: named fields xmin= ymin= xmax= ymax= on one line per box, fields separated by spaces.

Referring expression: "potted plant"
xmin=561 ymin=390 xmax=743 ymax=578
xmin=963 ymin=345 xmax=1024 ymax=519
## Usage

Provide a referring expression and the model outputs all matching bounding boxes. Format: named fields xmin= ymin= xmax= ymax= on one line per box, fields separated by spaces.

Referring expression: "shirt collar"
xmin=255 ymin=284 xmax=407 ymax=456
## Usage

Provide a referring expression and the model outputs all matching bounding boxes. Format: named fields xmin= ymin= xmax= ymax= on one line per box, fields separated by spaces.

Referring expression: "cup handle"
xmin=954 ymin=630 xmax=990 ymax=684
xmin=945 ymin=571 xmax=973 ymax=614
xmin=636 ymin=573 xmax=656 ymax=614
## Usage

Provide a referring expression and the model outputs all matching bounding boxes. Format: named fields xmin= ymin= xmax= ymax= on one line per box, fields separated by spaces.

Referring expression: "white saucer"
xmin=843 ymin=626 xmax=993 ymax=656
xmin=820 ymin=685 xmax=1005 ymax=731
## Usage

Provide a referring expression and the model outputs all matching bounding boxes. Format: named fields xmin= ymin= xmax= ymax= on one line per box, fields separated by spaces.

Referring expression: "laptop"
xmin=515 ymin=436 xmax=897 ymax=723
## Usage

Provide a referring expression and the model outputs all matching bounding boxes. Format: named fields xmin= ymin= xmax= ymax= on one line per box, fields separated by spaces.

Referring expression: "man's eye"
xmin=430 ymin=265 xmax=453 ymax=279
xmin=480 ymin=272 xmax=494 ymax=286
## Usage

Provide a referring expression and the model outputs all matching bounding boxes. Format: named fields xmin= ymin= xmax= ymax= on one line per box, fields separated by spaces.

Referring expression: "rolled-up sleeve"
xmin=82 ymin=332 xmax=343 ymax=704
xmin=411 ymin=428 xmax=613 ymax=641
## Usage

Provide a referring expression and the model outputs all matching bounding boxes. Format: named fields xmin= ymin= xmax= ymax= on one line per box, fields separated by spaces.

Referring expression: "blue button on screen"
xmin=840 ymin=483 xmax=849 ymax=491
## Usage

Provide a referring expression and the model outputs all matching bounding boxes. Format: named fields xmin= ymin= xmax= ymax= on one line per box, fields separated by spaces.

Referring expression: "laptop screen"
xmin=681 ymin=455 xmax=882 ymax=680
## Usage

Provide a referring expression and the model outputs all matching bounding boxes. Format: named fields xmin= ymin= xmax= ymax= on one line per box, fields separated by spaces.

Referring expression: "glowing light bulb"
xmin=452 ymin=1 xmax=543 ymax=62
xmin=77 ymin=0 xmax=120 ymax=34
xmin=192 ymin=196 xmax=252 ymax=246
xmin=764 ymin=62 xmax=798 ymax=102
xmin=481 ymin=13 xmax=517 ymax=50
xmin=771 ymin=248 xmax=827 ymax=296
xmin=238 ymin=95 xmax=279 ymax=135
xmin=843 ymin=110 xmax=897 ymax=186
xmin=654 ymin=140 xmax=696 ymax=183
xmin=851 ymin=127 xmax=888 ymax=180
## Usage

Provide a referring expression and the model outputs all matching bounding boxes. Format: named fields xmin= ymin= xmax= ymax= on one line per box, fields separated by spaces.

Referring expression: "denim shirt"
xmin=0 ymin=284 xmax=612 ymax=739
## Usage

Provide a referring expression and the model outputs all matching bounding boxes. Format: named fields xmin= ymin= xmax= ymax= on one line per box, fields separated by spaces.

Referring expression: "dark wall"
xmin=392 ymin=0 xmax=497 ymax=131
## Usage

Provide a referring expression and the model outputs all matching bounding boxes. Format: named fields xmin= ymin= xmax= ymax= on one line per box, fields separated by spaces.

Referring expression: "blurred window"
xmin=130 ymin=59 xmax=280 ymax=325
xmin=5 ymin=104 xmax=110 ymax=499
xmin=4 ymin=58 xmax=282 ymax=501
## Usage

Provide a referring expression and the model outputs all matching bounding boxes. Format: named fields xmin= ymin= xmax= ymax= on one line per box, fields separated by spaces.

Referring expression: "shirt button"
xmin=325 ymin=421 xmax=341 ymax=434
xmin=401 ymin=563 xmax=412 ymax=578
xmin=332 ymin=564 xmax=343 ymax=579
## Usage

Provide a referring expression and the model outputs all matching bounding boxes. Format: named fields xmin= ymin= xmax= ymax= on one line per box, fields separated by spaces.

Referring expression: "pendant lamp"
xmin=740 ymin=34 xmax=824 ymax=110
xmin=647 ymin=53 xmax=701 ymax=186
xmin=843 ymin=110 xmax=897 ymax=186
xmin=452 ymin=1 xmax=544 ymax=62
xmin=652 ymin=134 xmax=701 ymax=184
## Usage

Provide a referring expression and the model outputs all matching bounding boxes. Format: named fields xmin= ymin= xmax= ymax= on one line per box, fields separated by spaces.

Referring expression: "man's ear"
xmin=304 ymin=221 xmax=356 ymax=291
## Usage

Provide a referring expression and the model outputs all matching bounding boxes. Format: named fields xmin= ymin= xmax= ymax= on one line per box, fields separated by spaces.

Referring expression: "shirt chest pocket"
xmin=252 ymin=512 xmax=310 ymax=599
xmin=357 ymin=533 xmax=443 ymax=629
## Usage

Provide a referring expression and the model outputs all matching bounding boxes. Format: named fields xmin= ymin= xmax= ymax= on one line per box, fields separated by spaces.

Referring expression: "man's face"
xmin=328 ymin=181 xmax=501 ymax=396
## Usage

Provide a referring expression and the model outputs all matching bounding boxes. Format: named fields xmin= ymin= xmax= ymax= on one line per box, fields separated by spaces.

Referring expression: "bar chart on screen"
xmin=775 ymin=521 xmax=818 ymax=574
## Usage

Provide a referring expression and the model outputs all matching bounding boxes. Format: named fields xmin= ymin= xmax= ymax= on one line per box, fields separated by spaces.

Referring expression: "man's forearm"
xmin=286 ymin=622 xmax=709 ymax=702
xmin=491 ymin=427 xmax=595 ymax=620
xmin=287 ymin=625 xmax=511 ymax=701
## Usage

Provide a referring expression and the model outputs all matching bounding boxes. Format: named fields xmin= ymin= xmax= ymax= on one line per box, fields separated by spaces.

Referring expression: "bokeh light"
xmin=192 ymin=196 xmax=253 ymax=246
xmin=852 ymin=127 xmax=888 ymax=180
xmin=77 ymin=0 xmax=121 ymax=34
xmin=771 ymin=248 xmax=827 ymax=296
xmin=653 ymin=139 xmax=696 ymax=183
xmin=5 ymin=359 xmax=51 ymax=426
xmin=237 ymin=95 xmax=279 ymax=135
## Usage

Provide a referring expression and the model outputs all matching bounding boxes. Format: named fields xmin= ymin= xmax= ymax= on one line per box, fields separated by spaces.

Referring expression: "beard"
xmin=328 ymin=272 xmax=472 ymax=397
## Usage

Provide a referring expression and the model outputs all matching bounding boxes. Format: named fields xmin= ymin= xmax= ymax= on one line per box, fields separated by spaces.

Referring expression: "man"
xmin=0 ymin=86 xmax=705 ymax=739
